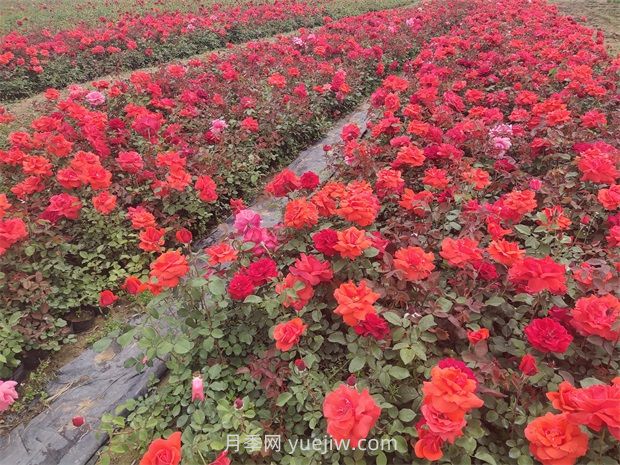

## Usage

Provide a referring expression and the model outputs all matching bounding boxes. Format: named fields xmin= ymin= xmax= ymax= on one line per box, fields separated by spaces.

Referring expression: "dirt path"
xmin=553 ymin=0 xmax=620 ymax=56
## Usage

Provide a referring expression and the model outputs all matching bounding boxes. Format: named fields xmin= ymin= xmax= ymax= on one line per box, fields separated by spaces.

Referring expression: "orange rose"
xmin=149 ymin=251 xmax=189 ymax=288
xmin=439 ymin=237 xmax=483 ymax=268
xmin=504 ymin=189 xmax=537 ymax=215
xmin=139 ymin=431 xmax=182 ymax=465
xmin=422 ymin=366 xmax=483 ymax=415
xmin=323 ymin=384 xmax=381 ymax=447
xmin=393 ymin=246 xmax=435 ymax=281
xmin=275 ymin=273 xmax=315 ymax=311
xmin=333 ymin=281 xmax=379 ymax=326
xmin=205 ymin=243 xmax=238 ymax=266
xmin=310 ymin=181 xmax=346 ymax=216
xmin=284 ymin=198 xmax=319 ymax=229
xmin=525 ymin=413 xmax=588 ymax=465
xmin=337 ymin=180 xmax=380 ymax=227
xmin=399 ymin=189 xmax=433 ymax=217
xmin=272 ymin=318 xmax=307 ymax=351
xmin=487 ymin=239 xmax=525 ymax=266
xmin=334 ymin=226 xmax=371 ymax=259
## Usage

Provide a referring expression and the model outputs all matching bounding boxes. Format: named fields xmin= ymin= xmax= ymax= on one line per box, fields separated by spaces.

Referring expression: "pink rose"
xmin=85 ymin=91 xmax=106 ymax=106
xmin=0 ymin=380 xmax=18 ymax=411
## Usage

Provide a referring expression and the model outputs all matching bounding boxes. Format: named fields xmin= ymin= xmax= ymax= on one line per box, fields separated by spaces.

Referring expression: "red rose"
xmin=524 ymin=317 xmax=573 ymax=354
xmin=99 ymin=290 xmax=118 ymax=307
xmin=175 ymin=228 xmax=193 ymax=244
xmin=227 ymin=273 xmax=255 ymax=301
xmin=353 ymin=313 xmax=390 ymax=340
xmin=289 ymin=253 xmax=333 ymax=286
xmin=312 ymin=228 xmax=339 ymax=256
xmin=122 ymin=276 xmax=144 ymax=295
xmin=209 ymin=451 xmax=230 ymax=465
xmin=300 ymin=171 xmax=320 ymax=189
xmin=519 ymin=354 xmax=538 ymax=376
xmin=244 ymin=258 xmax=278 ymax=286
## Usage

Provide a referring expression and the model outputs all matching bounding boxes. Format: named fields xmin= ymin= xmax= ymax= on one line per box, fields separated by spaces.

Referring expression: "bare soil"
xmin=553 ymin=0 xmax=620 ymax=56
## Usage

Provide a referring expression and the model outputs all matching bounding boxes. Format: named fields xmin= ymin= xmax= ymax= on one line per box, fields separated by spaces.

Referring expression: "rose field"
xmin=0 ymin=0 xmax=619 ymax=464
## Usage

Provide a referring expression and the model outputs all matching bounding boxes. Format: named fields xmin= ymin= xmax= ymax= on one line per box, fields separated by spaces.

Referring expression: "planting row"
xmin=80 ymin=0 xmax=618 ymax=464
xmin=0 ymin=0 xmax=412 ymax=102
xmin=0 ymin=3 xmax=448 ymax=378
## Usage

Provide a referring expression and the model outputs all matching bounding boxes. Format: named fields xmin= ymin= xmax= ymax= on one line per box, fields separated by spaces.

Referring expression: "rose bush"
xmin=87 ymin=0 xmax=620 ymax=463
xmin=0 ymin=0 xmax=412 ymax=102
xmin=0 ymin=3 xmax=439 ymax=376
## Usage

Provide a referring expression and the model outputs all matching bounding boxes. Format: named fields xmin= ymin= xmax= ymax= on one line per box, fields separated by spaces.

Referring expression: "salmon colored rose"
xmin=323 ymin=384 xmax=381 ymax=447
xmin=334 ymin=227 xmax=371 ymax=259
xmin=413 ymin=428 xmax=444 ymax=461
xmin=422 ymin=366 xmax=483 ymax=415
xmin=139 ymin=431 xmax=182 ymax=465
xmin=283 ymin=198 xmax=318 ymax=229
xmin=508 ymin=256 xmax=567 ymax=295
xmin=571 ymin=294 xmax=620 ymax=342
xmin=149 ymin=251 xmax=189 ymax=288
xmin=547 ymin=380 xmax=620 ymax=440
xmin=393 ymin=246 xmax=435 ymax=281
xmin=333 ymin=281 xmax=379 ymax=326
xmin=525 ymin=413 xmax=588 ymax=465
xmin=439 ymin=237 xmax=483 ymax=268
xmin=273 ymin=318 xmax=307 ymax=351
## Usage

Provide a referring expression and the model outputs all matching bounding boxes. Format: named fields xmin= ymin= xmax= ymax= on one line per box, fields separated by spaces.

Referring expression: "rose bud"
xmin=580 ymin=215 xmax=591 ymax=225
xmin=346 ymin=374 xmax=357 ymax=386
xmin=234 ymin=397 xmax=244 ymax=409
xmin=99 ymin=290 xmax=118 ymax=307
xmin=294 ymin=358 xmax=307 ymax=371
xmin=191 ymin=376 xmax=205 ymax=402
xmin=72 ymin=416 xmax=85 ymax=427
xmin=519 ymin=354 xmax=538 ymax=376
xmin=467 ymin=328 xmax=490 ymax=344
xmin=176 ymin=228 xmax=193 ymax=244
xmin=323 ymin=145 xmax=332 ymax=152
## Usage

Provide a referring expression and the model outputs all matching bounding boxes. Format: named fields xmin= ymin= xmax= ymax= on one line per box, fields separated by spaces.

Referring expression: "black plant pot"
xmin=66 ymin=307 xmax=97 ymax=334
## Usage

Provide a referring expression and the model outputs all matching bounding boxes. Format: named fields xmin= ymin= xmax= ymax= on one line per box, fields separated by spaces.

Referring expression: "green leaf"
xmin=514 ymin=224 xmax=531 ymax=235
xmin=400 ymin=347 xmax=415 ymax=364
xmin=388 ymin=365 xmax=410 ymax=380
xmin=364 ymin=247 xmax=379 ymax=258
xmin=398 ymin=408 xmax=416 ymax=422
xmin=376 ymin=452 xmax=387 ymax=465
xmin=117 ymin=329 xmax=136 ymax=348
xmin=579 ymin=377 xmax=605 ymax=388
xmin=475 ymin=450 xmax=498 ymax=465
xmin=243 ymin=295 xmax=262 ymax=304
xmin=208 ymin=277 xmax=226 ymax=296
xmin=92 ymin=337 xmax=112 ymax=353
xmin=276 ymin=392 xmax=293 ymax=407
xmin=436 ymin=297 xmax=453 ymax=312
xmin=485 ymin=296 xmax=505 ymax=306
xmin=328 ymin=332 xmax=347 ymax=344
xmin=417 ymin=314 xmax=436 ymax=332
xmin=518 ymin=455 xmax=534 ymax=465
xmin=174 ymin=338 xmax=193 ymax=354
xmin=382 ymin=312 xmax=401 ymax=325
xmin=349 ymin=356 xmax=366 ymax=372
